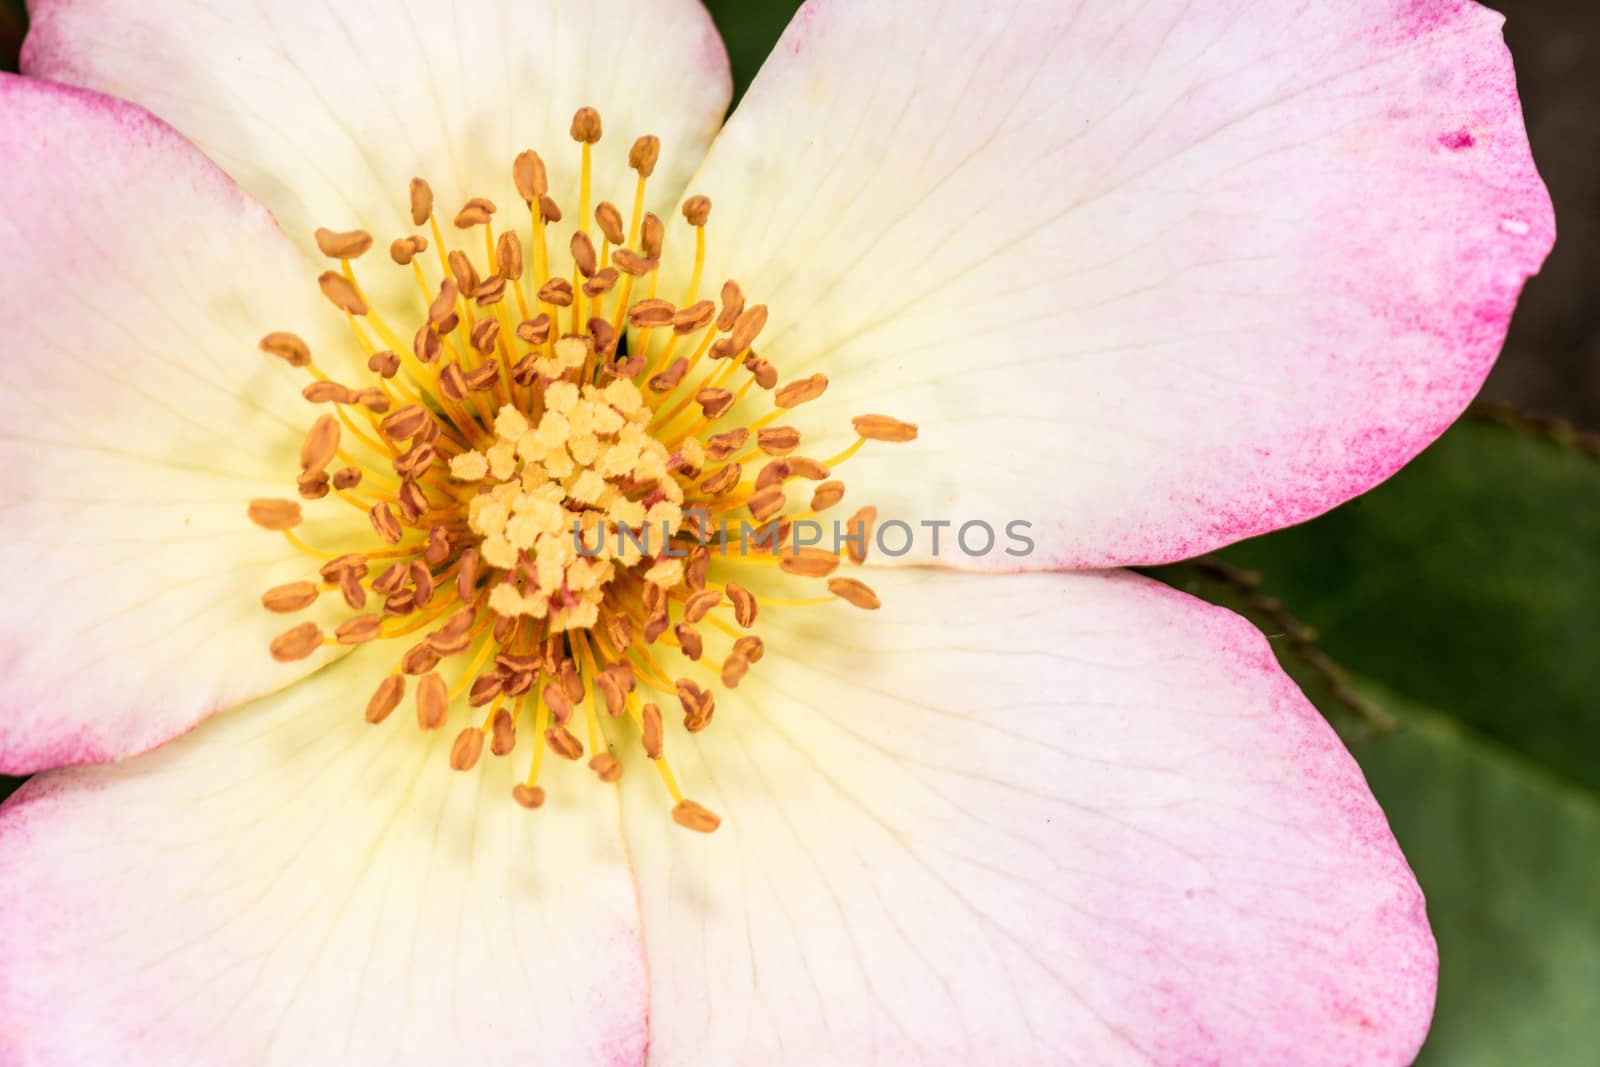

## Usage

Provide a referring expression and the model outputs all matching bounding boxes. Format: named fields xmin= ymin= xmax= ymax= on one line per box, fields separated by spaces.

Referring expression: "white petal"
xmin=0 ymin=650 xmax=647 ymax=1066
xmin=621 ymin=568 xmax=1435 ymax=1065
xmin=25 ymin=0 xmax=732 ymax=251
xmin=0 ymin=75 xmax=363 ymax=772
xmin=670 ymin=0 xmax=1552 ymax=567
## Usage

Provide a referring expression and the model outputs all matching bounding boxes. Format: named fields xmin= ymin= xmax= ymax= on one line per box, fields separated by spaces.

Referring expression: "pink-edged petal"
xmin=670 ymin=0 xmax=1553 ymax=567
xmin=0 ymin=649 xmax=647 ymax=1066
xmin=24 ymin=0 xmax=731 ymax=255
xmin=0 ymin=75 xmax=367 ymax=774
xmin=620 ymin=568 xmax=1435 ymax=1065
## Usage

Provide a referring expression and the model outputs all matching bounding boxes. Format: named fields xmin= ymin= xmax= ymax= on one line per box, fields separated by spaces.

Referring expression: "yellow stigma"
xmin=249 ymin=107 xmax=917 ymax=831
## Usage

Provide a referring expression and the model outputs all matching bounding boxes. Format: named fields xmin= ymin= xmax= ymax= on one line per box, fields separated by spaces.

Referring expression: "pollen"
xmin=250 ymin=107 xmax=917 ymax=832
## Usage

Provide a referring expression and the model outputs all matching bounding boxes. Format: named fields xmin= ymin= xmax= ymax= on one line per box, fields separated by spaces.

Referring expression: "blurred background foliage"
xmin=1 ymin=1 xmax=1594 ymax=1062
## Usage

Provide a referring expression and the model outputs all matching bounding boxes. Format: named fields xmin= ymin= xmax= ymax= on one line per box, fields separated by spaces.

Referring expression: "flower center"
xmin=250 ymin=107 xmax=915 ymax=832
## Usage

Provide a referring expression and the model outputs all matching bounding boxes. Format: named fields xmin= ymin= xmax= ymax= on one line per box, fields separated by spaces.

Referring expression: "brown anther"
xmin=314 ymin=227 xmax=373 ymax=259
xmin=270 ymin=621 xmax=323 ymax=662
xmin=261 ymin=581 xmax=319 ymax=613
xmin=372 ymin=563 xmax=406 ymax=596
xmin=640 ymin=702 xmax=665 ymax=759
xmin=299 ymin=414 xmax=340 ymax=473
xmin=516 ymin=315 xmax=551 ymax=345
xmin=844 ymin=506 xmax=877 ymax=564
xmin=708 ymin=339 xmax=735 ymax=361
xmin=539 ymin=195 xmax=563 ymax=224
xmin=301 ymin=380 xmax=351 ymax=405
xmin=677 ymin=680 xmax=715 ymax=732
xmin=705 ymin=428 xmax=750 ymax=462
xmin=674 ymin=624 xmax=704 ymax=661
xmin=594 ymin=202 xmax=626 ymax=246
xmin=425 ymin=280 xmax=457 ymax=327
xmin=611 ymin=249 xmax=654 ymax=276
xmin=828 ymin=577 xmax=882 ymax=610
xmin=538 ymin=278 xmax=574 ymax=307
xmin=318 ymin=553 xmax=368 ymax=582
xmin=648 ymin=357 xmax=688 ymax=393
xmin=730 ymin=305 xmax=768 ymax=353
xmin=366 ymin=674 xmax=405 ymax=724
xmin=775 ymin=374 xmax=828 ymax=408
xmin=755 ymin=459 xmax=791 ymax=491
xmin=780 ymin=548 xmax=840 ymax=578
xmin=512 ymin=783 xmax=546 ymax=810
xmin=464 ymin=675 xmax=499 ymax=710
xmin=453 ymin=197 xmax=496 ymax=228
xmin=643 ymin=608 xmax=671 ymax=645
xmin=248 ymin=498 xmax=302 ymax=531
xmin=413 ymin=325 xmax=442 ymax=363
xmin=628 ymin=298 xmax=676 ymax=328
xmin=543 ymin=683 xmax=575 ymax=726
xmin=389 ymin=235 xmax=428 ymax=265
xmin=590 ymin=752 xmax=624 ymax=782
xmin=570 ymin=106 xmax=603 ymax=143
xmin=353 ymin=388 xmax=390 ymax=413
xmin=733 ymin=634 xmax=765 ymax=663
xmin=401 ymin=642 xmax=440 ymax=675
xmin=667 ymin=302 xmax=712 ymax=337
xmin=684 ymin=545 xmax=711 ymax=592
xmin=474 ymin=275 xmax=508 ymax=306
xmin=721 ymin=652 xmax=750 ymax=688
xmin=627 ymin=134 xmax=661 ymax=177
xmin=317 ymin=271 xmax=368 ymax=315
xmin=456 ymin=548 xmax=481 ymax=602
xmin=491 ymin=708 xmax=517 ymax=756
xmin=394 ymin=440 xmax=437 ymax=478
xmin=339 ymin=569 xmax=367 ymax=610
xmin=588 ymin=316 xmax=619 ymax=356
xmin=385 ymin=589 xmax=418 ymax=618
xmin=672 ymin=799 xmax=720 ymax=833
xmin=640 ymin=213 xmax=664 ymax=260
xmin=745 ymin=357 xmax=778 ymax=389
xmin=470 ymin=318 xmax=501 ymax=353
xmin=606 ymin=613 xmax=633 ymax=652
xmin=369 ymin=502 xmax=403 ymax=545
xmin=810 ymin=481 xmax=846 ymax=511
xmin=570 ymin=231 xmax=598 ymax=277
xmin=335 ymin=614 xmax=383 ymax=645
xmin=583 ymin=269 xmax=620 ymax=298
xmin=424 ymin=527 xmax=451 ymax=567
xmin=682 ymin=195 xmax=712 ymax=227
xmin=593 ymin=672 xmax=624 ymax=717
xmin=699 ymin=463 xmax=742 ymax=496
xmin=513 ymin=150 xmax=548 ymax=203
xmin=448 ymin=250 xmax=480 ymax=297
xmin=449 ymin=727 xmax=485 ymax=771
xmin=416 ymin=672 xmax=449 ymax=730
xmin=727 ymin=583 xmax=758 ymax=628
xmin=697 ymin=388 xmax=735 ymax=419
xmin=545 ymin=725 xmax=585 ymax=760
xmin=465 ymin=363 xmax=500 ymax=393
xmin=559 ymin=660 xmax=585 ymax=703
xmin=332 ymin=467 xmax=363 ymax=491
xmin=490 ymin=234 xmax=523 ymax=284
xmin=606 ymin=662 xmax=638 ymax=696
xmin=852 ymin=414 xmax=919 ymax=442
xmin=788 ymin=457 xmax=830 ymax=481
xmin=382 ymin=404 xmax=429 ymax=441
xmin=757 ymin=426 xmax=801 ymax=456
xmin=717 ymin=280 xmax=744 ymax=330
xmin=396 ymin=480 xmax=427 ymax=525
xmin=409 ymin=177 xmax=434 ymax=225
xmin=259 ymin=331 xmax=311 ymax=367
xmin=297 ymin=470 xmax=331 ymax=500
xmin=747 ymin=485 xmax=786 ymax=522
xmin=682 ymin=587 xmax=723 ymax=623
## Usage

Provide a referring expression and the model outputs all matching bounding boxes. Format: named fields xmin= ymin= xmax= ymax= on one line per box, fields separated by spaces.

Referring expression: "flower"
xmin=0 ymin=0 xmax=1552 ymax=1064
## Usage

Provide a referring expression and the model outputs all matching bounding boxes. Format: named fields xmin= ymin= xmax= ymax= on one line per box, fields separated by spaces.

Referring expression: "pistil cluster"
xmin=250 ymin=107 xmax=915 ymax=831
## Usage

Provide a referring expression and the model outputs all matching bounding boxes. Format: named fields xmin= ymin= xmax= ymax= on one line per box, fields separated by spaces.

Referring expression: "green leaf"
xmin=1157 ymin=416 xmax=1600 ymax=1063
xmin=703 ymin=0 xmax=803 ymax=106
xmin=1356 ymin=683 xmax=1600 ymax=1067
xmin=1221 ymin=418 xmax=1600 ymax=794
